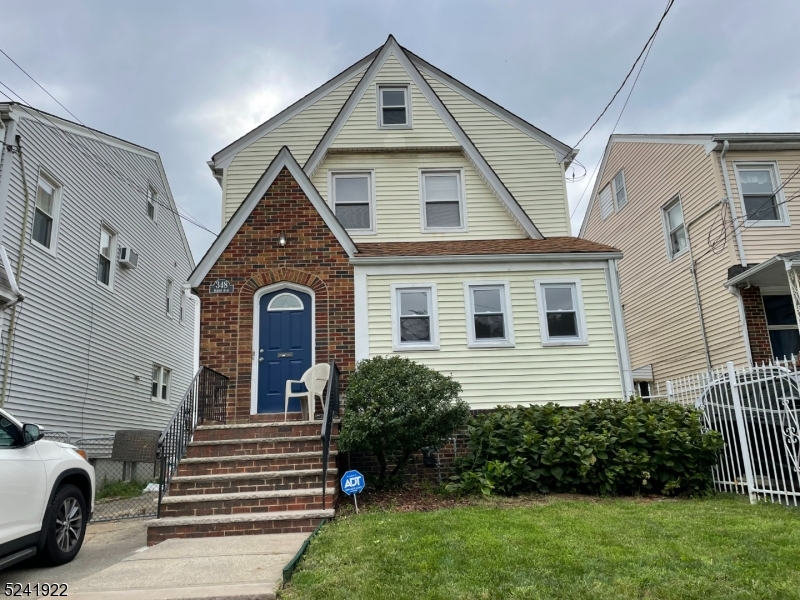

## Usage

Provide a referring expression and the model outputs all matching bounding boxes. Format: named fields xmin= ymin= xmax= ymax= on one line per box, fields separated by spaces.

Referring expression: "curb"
xmin=282 ymin=518 xmax=328 ymax=584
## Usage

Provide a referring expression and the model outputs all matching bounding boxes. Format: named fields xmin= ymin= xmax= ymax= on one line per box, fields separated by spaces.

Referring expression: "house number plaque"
xmin=210 ymin=279 xmax=234 ymax=293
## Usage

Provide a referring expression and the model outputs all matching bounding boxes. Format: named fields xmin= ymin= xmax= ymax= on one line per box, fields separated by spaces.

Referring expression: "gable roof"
xmin=303 ymin=35 xmax=544 ymax=240
xmin=188 ymin=146 xmax=357 ymax=288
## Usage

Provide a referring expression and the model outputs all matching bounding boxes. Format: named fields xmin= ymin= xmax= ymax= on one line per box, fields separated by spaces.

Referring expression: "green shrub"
xmin=447 ymin=399 xmax=723 ymax=497
xmin=339 ymin=356 xmax=470 ymax=485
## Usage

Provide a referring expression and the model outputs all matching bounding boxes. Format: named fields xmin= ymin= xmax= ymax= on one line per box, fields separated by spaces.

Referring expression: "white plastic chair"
xmin=284 ymin=363 xmax=330 ymax=421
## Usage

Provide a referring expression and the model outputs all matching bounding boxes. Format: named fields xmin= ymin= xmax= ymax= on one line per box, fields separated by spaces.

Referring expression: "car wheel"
xmin=41 ymin=484 xmax=87 ymax=566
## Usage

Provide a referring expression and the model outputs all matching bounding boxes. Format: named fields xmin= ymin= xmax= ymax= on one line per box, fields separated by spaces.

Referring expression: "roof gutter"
xmin=718 ymin=139 xmax=748 ymax=267
xmin=349 ymin=251 xmax=623 ymax=265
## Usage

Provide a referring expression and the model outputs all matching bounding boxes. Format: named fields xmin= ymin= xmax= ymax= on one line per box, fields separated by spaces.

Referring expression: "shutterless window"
xmin=737 ymin=165 xmax=783 ymax=223
xmin=422 ymin=171 xmax=463 ymax=230
xmin=166 ymin=280 xmax=173 ymax=316
xmin=468 ymin=285 xmax=510 ymax=343
xmin=96 ymin=226 xmax=115 ymax=286
xmin=663 ymin=197 xmax=687 ymax=258
xmin=32 ymin=175 xmax=59 ymax=249
xmin=541 ymin=284 xmax=580 ymax=340
xmin=151 ymin=365 xmax=171 ymax=402
xmin=332 ymin=173 xmax=372 ymax=231
xmin=612 ymin=170 xmax=627 ymax=210
xmin=147 ymin=187 xmax=157 ymax=221
xmin=762 ymin=295 xmax=800 ymax=359
xmin=397 ymin=288 xmax=433 ymax=345
xmin=379 ymin=86 xmax=408 ymax=127
xmin=179 ymin=290 xmax=186 ymax=323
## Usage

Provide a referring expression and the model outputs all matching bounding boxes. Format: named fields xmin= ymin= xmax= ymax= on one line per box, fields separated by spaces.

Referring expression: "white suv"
xmin=0 ymin=408 xmax=95 ymax=571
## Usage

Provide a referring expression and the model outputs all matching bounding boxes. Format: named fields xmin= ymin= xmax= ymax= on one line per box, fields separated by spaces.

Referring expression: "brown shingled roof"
xmin=355 ymin=238 xmax=620 ymax=257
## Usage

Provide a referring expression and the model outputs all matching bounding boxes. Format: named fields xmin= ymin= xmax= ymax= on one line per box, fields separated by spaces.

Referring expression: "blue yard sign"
xmin=341 ymin=470 xmax=365 ymax=495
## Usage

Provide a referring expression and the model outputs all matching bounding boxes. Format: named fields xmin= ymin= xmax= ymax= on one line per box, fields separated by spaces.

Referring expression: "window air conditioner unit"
xmin=118 ymin=247 xmax=139 ymax=269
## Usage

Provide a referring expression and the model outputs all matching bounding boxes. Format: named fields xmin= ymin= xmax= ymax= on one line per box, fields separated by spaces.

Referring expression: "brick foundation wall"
xmin=740 ymin=285 xmax=772 ymax=364
xmin=195 ymin=167 xmax=356 ymax=423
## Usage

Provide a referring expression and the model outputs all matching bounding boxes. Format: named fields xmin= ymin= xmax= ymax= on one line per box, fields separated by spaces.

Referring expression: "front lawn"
xmin=282 ymin=496 xmax=800 ymax=600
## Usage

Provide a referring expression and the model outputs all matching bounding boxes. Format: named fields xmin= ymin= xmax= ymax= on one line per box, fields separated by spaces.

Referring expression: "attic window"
xmin=378 ymin=86 xmax=409 ymax=128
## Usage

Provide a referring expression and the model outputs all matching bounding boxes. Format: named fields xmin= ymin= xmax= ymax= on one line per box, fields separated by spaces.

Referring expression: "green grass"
xmin=282 ymin=496 xmax=800 ymax=600
xmin=95 ymin=479 xmax=149 ymax=500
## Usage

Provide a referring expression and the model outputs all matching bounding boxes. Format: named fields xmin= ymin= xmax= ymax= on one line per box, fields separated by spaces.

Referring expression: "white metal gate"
xmin=662 ymin=360 xmax=800 ymax=505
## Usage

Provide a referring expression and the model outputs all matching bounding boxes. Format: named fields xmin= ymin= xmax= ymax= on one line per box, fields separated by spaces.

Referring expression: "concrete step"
xmin=194 ymin=421 xmax=336 ymax=442
xmin=176 ymin=451 xmax=338 ymax=477
xmin=168 ymin=469 xmax=338 ymax=496
xmin=146 ymin=509 xmax=334 ymax=545
xmin=186 ymin=435 xmax=336 ymax=458
xmin=159 ymin=488 xmax=338 ymax=518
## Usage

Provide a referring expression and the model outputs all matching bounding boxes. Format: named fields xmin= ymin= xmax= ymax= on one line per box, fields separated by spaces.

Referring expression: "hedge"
xmin=447 ymin=399 xmax=724 ymax=497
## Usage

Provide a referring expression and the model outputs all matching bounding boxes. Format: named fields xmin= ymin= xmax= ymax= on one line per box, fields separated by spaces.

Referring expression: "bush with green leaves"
xmin=338 ymin=356 xmax=470 ymax=485
xmin=447 ymin=399 xmax=723 ymax=497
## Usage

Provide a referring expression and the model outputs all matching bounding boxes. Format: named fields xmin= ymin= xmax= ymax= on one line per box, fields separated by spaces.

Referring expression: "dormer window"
xmin=378 ymin=85 xmax=410 ymax=128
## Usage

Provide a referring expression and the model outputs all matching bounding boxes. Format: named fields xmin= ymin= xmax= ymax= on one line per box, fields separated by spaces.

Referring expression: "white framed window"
xmin=535 ymin=279 xmax=588 ymax=346
xmin=166 ymin=279 xmax=174 ymax=316
xmin=96 ymin=225 xmax=116 ymax=288
xmin=267 ymin=292 xmax=304 ymax=311
xmin=662 ymin=196 xmax=687 ymax=260
xmin=179 ymin=290 xmax=186 ymax=323
xmin=420 ymin=169 xmax=466 ymax=231
xmin=391 ymin=284 xmax=439 ymax=351
xmin=151 ymin=364 xmax=171 ymax=402
xmin=378 ymin=85 xmax=410 ymax=128
xmin=147 ymin=186 xmax=158 ymax=221
xmin=464 ymin=281 xmax=515 ymax=348
xmin=330 ymin=171 xmax=375 ymax=233
xmin=611 ymin=169 xmax=627 ymax=211
xmin=32 ymin=171 xmax=62 ymax=254
xmin=733 ymin=162 xmax=789 ymax=226
xmin=598 ymin=184 xmax=614 ymax=220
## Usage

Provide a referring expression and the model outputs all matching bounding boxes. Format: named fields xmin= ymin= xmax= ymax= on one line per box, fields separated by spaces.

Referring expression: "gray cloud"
xmin=2 ymin=0 xmax=798 ymax=257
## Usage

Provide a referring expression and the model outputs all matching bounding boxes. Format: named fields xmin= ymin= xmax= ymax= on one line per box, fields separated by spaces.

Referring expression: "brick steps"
xmin=168 ymin=468 xmax=338 ymax=496
xmin=147 ymin=509 xmax=335 ymax=545
xmin=193 ymin=421 xmax=336 ymax=442
xmin=159 ymin=488 xmax=338 ymax=518
xmin=176 ymin=451 xmax=338 ymax=476
xmin=186 ymin=435 xmax=334 ymax=458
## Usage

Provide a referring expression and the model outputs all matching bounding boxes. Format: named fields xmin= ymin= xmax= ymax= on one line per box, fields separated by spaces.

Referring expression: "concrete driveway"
xmin=0 ymin=519 xmax=147 ymax=588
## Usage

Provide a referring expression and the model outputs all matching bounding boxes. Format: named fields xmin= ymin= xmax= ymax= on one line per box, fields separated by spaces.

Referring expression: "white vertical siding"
xmin=0 ymin=116 xmax=195 ymax=439
xmin=311 ymin=151 xmax=525 ymax=242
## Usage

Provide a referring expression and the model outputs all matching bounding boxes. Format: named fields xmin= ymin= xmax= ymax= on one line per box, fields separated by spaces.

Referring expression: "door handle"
xmin=259 ymin=357 xmax=264 ymax=362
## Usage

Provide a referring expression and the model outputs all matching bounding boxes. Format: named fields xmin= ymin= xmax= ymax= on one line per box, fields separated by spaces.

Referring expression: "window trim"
xmin=463 ymin=281 xmax=515 ymax=349
xmin=95 ymin=223 xmax=117 ymax=291
xmin=418 ymin=168 xmax=468 ymax=232
xmin=611 ymin=169 xmax=628 ymax=211
xmin=377 ymin=84 xmax=412 ymax=129
xmin=166 ymin=279 xmax=174 ymax=318
xmin=328 ymin=170 xmax=377 ymax=235
xmin=147 ymin=185 xmax=158 ymax=222
xmin=267 ymin=292 xmax=305 ymax=311
xmin=661 ymin=195 xmax=689 ymax=261
xmin=598 ymin=183 xmax=614 ymax=220
xmin=732 ymin=161 xmax=790 ymax=227
xmin=31 ymin=169 xmax=63 ymax=257
xmin=151 ymin=364 xmax=172 ymax=404
xmin=534 ymin=279 xmax=589 ymax=346
xmin=179 ymin=289 xmax=186 ymax=324
xmin=390 ymin=283 xmax=439 ymax=351
xmin=760 ymin=290 xmax=799 ymax=359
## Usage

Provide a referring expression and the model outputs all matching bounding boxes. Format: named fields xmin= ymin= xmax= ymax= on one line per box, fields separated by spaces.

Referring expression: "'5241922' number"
xmin=4 ymin=583 xmax=68 ymax=596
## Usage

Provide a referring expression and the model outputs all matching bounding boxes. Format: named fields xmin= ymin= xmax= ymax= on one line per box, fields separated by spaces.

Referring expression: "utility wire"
xmin=0 ymin=77 xmax=218 ymax=237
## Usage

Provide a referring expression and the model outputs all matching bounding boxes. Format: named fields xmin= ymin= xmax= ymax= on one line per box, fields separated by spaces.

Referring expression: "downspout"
xmin=0 ymin=135 xmax=33 ymax=407
xmin=719 ymin=140 xmax=747 ymax=267
xmin=607 ymin=259 xmax=633 ymax=397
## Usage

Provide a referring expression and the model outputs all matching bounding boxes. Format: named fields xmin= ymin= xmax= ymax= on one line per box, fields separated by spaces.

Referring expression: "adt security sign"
xmin=341 ymin=470 xmax=365 ymax=513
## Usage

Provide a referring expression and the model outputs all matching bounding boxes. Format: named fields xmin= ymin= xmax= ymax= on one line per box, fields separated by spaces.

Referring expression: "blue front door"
xmin=257 ymin=289 xmax=312 ymax=413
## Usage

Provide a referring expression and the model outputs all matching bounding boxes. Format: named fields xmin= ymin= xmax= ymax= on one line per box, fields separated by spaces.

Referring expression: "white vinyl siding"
xmin=331 ymin=53 xmax=458 ymax=150
xmin=365 ymin=267 xmax=623 ymax=408
xmin=598 ymin=184 xmax=614 ymax=220
xmin=222 ymin=69 xmax=366 ymax=224
xmin=312 ymin=152 xmax=524 ymax=242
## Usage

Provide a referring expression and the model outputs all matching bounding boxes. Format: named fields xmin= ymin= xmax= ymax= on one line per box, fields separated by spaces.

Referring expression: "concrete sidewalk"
xmin=69 ymin=533 xmax=309 ymax=600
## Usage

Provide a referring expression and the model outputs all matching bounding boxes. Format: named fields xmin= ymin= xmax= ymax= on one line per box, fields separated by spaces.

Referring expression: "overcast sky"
xmin=2 ymin=1 xmax=799 ymax=258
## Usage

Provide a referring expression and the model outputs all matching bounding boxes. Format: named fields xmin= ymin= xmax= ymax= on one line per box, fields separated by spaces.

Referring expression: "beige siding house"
xmin=192 ymin=35 xmax=633 ymax=415
xmin=580 ymin=134 xmax=800 ymax=391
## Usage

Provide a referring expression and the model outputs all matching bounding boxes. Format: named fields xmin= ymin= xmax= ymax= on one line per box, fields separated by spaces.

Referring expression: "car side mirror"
xmin=22 ymin=423 xmax=44 ymax=444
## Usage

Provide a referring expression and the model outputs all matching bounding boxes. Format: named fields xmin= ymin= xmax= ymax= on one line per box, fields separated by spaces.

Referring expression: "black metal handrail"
xmin=320 ymin=361 xmax=340 ymax=510
xmin=157 ymin=366 xmax=228 ymax=517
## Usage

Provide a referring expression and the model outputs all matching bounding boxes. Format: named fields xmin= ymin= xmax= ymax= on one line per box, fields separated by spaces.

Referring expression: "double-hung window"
xmin=663 ymin=196 xmax=687 ymax=259
xmin=166 ymin=279 xmax=174 ymax=316
xmin=612 ymin=170 xmax=628 ymax=210
xmin=32 ymin=173 xmax=61 ymax=252
xmin=464 ymin=282 xmax=514 ymax=348
xmin=96 ymin=226 xmax=116 ymax=287
xmin=179 ymin=290 xmax=186 ymax=323
xmin=151 ymin=365 xmax=171 ymax=402
xmin=535 ymin=280 xmax=588 ymax=345
xmin=378 ymin=85 xmax=409 ymax=127
xmin=331 ymin=172 xmax=374 ymax=233
xmin=147 ymin=187 xmax=157 ymax=221
xmin=735 ymin=163 xmax=787 ymax=225
xmin=762 ymin=294 xmax=800 ymax=359
xmin=421 ymin=170 xmax=465 ymax=230
xmin=392 ymin=284 xmax=438 ymax=351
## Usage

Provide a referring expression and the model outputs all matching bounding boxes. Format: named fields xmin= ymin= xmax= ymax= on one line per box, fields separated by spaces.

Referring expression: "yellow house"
xmin=190 ymin=36 xmax=633 ymax=417
xmin=580 ymin=134 xmax=800 ymax=393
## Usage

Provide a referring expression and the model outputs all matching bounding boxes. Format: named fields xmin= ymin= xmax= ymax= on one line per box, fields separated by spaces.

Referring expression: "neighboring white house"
xmin=0 ymin=103 xmax=196 ymax=439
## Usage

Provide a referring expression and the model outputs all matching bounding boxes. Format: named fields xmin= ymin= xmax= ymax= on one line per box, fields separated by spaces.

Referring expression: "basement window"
xmin=378 ymin=85 xmax=410 ymax=128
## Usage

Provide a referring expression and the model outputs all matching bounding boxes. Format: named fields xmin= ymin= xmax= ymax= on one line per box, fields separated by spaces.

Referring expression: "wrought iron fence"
xmin=157 ymin=366 xmax=229 ymax=517
xmin=664 ymin=359 xmax=800 ymax=505
xmin=321 ymin=361 xmax=340 ymax=510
